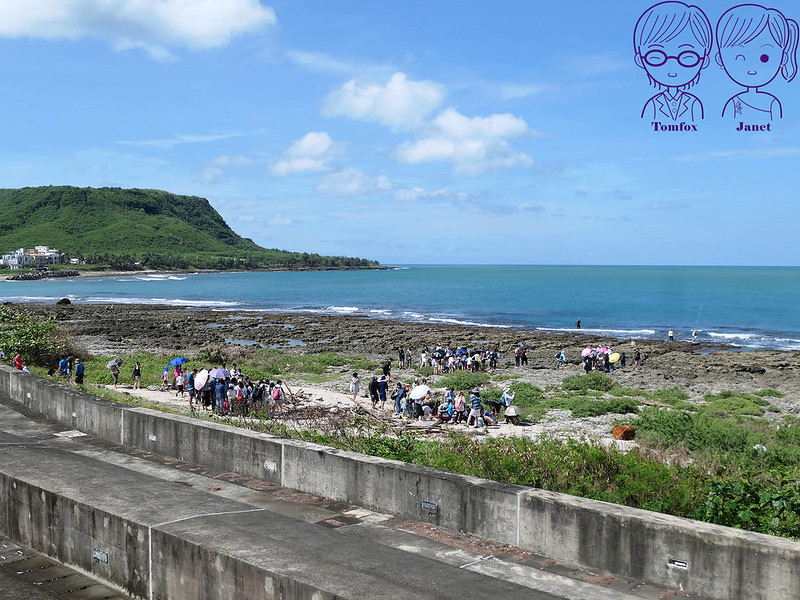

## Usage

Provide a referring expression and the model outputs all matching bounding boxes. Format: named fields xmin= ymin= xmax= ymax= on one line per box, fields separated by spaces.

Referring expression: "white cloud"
xmin=269 ymin=213 xmax=293 ymax=226
xmin=286 ymin=131 xmax=336 ymax=158
xmin=323 ymin=72 xmax=445 ymax=131
xmin=0 ymin=0 xmax=276 ymax=58
xmin=315 ymin=169 xmax=391 ymax=196
xmin=396 ymin=108 xmax=534 ymax=176
xmin=202 ymin=166 xmax=223 ymax=184
xmin=119 ymin=132 xmax=243 ymax=148
xmin=271 ymin=132 xmax=343 ymax=176
xmin=393 ymin=187 xmax=467 ymax=203
xmin=285 ymin=50 xmax=393 ymax=78
xmin=202 ymin=154 xmax=256 ymax=184
xmin=210 ymin=155 xmax=255 ymax=167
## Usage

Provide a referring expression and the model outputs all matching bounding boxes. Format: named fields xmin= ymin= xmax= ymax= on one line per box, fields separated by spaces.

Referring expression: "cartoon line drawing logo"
xmin=716 ymin=4 xmax=798 ymax=120
xmin=634 ymin=2 xmax=713 ymax=122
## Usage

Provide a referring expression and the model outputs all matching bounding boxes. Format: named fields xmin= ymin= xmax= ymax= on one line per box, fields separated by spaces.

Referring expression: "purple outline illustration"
xmin=716 ymin=4 xmax=798 ymax=120
xmin=634 ymin=2 xmax=713 ymax=121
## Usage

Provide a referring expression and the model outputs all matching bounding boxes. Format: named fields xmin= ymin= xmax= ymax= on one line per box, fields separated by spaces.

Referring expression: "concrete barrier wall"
xmin=1 ymin=365 xmax=798 ymax=600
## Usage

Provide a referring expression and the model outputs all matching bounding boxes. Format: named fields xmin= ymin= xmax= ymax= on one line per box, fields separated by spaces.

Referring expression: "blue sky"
xmin=0 ymin=0 xmax=797 ymax=266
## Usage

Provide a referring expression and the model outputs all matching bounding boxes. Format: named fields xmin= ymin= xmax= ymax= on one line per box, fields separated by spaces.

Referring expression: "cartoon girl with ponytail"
xmin=716 ymin=4 xmax=799 ymax=119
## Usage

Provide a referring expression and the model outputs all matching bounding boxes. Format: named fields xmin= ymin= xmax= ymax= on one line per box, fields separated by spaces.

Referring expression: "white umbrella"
xmin=106 ymin=358 xmax=123 ymax=369
xmin=409 ymin=385 xmax=430 ymax=400
xmin=209 ymin=368 xmax=230 ymax=380
xmin=194 ymin=369 xmax=209 ymax=390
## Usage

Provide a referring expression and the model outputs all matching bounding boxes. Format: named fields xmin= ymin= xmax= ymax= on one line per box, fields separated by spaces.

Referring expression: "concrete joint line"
xmin=120 ymin=409 xmax=125 ymax=446
xmin=516 ymin=488 xmax=527 ymax=547
xmin=459 ymin=555 xmax=495 ymax=569
xmin=148 ymin=508 xmax=265 ymax=600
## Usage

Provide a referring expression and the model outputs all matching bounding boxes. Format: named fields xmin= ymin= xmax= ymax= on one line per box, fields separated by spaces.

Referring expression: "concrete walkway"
xmin=0 ymin=399 xmax=695 ymax=600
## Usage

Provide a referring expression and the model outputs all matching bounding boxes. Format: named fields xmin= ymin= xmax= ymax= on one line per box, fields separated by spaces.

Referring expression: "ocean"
xmin=1 ymin=265 xmax=798 ymax=351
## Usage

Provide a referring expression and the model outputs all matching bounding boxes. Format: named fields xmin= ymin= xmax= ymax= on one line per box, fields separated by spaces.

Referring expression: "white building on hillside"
xmin=1 ymin=246 xmax=62 ymax=269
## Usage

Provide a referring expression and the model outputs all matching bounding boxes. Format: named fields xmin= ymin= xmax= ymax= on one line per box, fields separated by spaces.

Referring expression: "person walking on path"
xmin=349 ymin=372 xmax=360 ymax=402
xmin=160 ymin=367 xmax=170 ymax=390
xmin=110 ymin=363 xmax=120 ymax=388
xmin=175 ymin=371 xmax=185 ymax=397
xmin=187 ymin=368 xmax=197 ymax=410
xmin=74 ymin=359 xmax=85 ymax=385
xmin=393 ymin=382 xmax=405 ymax=415
xmin=132 ymin=361 xmax=142 ymax=389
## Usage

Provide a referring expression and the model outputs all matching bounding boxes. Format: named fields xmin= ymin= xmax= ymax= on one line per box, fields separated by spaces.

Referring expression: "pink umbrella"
xmin=597 ymin=347 xmax=609 ymax=354
xmin=581 ymin=348 xmax=592 ymax=358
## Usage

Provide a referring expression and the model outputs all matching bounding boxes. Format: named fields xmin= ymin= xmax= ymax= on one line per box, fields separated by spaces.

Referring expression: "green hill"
xmin=0 ymin=186 xmax=378 ymax=270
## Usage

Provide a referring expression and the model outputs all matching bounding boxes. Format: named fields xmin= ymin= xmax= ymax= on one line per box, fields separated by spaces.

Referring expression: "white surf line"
xmin=148 ymin=508 xmax=266 ymax=600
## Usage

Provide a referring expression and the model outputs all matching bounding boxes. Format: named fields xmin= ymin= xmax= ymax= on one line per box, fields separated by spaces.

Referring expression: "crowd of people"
xmin=396 ymin=346 xmax=502 ymax=373
xmin=349 ymin=367 xmax=518 ymax=429
xmin=33 ymin=339 xmax=640 ymax=425
xmin=158 ymin=362 xmax=289 ymax=416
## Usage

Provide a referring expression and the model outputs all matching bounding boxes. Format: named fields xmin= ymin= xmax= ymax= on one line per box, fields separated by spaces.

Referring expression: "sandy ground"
xmin=12 ymin=301 xmax=799 ymax=447
xmin=99 ymin=365 xmax=641 ymax=451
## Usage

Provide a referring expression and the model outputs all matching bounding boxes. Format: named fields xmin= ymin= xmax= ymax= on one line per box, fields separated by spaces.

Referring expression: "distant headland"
xmin=0 ymin=186 xmax=381 ymax=273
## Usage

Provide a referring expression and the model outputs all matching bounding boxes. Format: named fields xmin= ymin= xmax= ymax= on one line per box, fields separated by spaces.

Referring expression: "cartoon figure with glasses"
xmin=634 ymin=2 xmax=713 ymax=121
xmin=716 ymin=4 xmax=798 ymax=120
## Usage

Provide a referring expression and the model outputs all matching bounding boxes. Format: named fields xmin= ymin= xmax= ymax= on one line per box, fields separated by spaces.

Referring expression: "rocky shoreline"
xmin=15 ymin=302 xmax=800 ymax=402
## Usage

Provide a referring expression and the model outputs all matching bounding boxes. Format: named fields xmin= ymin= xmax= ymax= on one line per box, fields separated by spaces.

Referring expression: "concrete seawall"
xmin=1 ymin=365 xmax=798 ymax=600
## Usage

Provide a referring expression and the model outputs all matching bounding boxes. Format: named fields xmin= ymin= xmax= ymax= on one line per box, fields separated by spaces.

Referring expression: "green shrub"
xmin=755 ymin=389 xmax=785 ymax=398
xmin=690 ymin=414 xmax=757 ymax=453
xmin=607 ymin=397 xmax=641 ymax=414
xmin=697 ymin=473 xmax=800 ymax=537
xmin=561 ymin=372 xmax=615 ymax=392
xmin=0 ymin=306 xmax=77 ymax=367
xmin=635 ymin=407 xmax=694 ymax=447
xmin=645 ymin=387 xmax=690 ymax=405
xmin=700 ymin=393 xmax=767 ymax=418
xmin=437 ymin=371 xmax=489 ymax=391
xmin=608 ymin=386 xmax=646 ymax=397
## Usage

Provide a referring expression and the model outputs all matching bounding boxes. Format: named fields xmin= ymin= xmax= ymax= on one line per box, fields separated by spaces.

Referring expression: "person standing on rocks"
xmin=369 ymin=375 xmax=380 ymax=409
xmin=377 ymin=375 xmax=389 ymax=409
xmin=466 ymin=388 xmax=483 ymax=427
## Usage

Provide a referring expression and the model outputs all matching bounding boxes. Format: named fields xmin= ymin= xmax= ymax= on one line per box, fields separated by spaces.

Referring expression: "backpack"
xmin=252 ymin=386 xmax=264 ymax=401
xmin=272 ymin=386 xmax=281 ymax=401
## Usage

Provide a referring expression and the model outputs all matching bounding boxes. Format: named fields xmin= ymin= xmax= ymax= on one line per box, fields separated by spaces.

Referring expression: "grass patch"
xmin=561 ymin=372 xmax=615 ymax=392
xmin=436 ymin=371 xmax=490 ymax=391
xmin=755 ymin=389 xmax=785 ymax=398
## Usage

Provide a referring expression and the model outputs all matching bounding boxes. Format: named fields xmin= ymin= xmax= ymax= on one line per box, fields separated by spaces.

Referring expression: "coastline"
xmin=0 ymin=265 xmax=395 ymax=281
xmin=13 ymin=301 xmax=800 ymax=404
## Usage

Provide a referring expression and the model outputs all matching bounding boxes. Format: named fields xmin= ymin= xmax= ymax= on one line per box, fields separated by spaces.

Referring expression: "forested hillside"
xmin=0 ymin=186 xmax=378 ymax=270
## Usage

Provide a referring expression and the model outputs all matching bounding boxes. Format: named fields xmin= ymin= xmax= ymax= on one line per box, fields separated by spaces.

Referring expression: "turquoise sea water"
xmin=1 ymin=265 xmax=798 ymax=350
